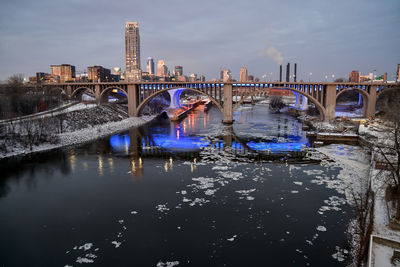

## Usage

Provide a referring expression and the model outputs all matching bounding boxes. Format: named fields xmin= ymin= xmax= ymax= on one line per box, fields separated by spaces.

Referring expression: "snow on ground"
xmin=370 ymin=242 xmax=394 ymax=267
xmin=0 ymin=116 xmax=146 ymax=159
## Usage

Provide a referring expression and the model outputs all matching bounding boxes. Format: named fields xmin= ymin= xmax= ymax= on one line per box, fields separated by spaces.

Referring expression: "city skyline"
xmin=0 ymin=0 xmax=399 ymax=82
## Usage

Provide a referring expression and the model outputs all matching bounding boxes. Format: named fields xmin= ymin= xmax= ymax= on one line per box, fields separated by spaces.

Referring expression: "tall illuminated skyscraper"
xmin=147 ymin=57 xmax=155 ymax=75
xmin=125 ymin=22 xmax=141 ymax=81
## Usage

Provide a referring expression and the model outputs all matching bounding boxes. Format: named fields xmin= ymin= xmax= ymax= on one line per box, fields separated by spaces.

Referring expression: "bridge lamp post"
xmin=270 ymin=72 xmax=273 ymax=82
xmin=324 ymin=75 xmax=328 ymax=82
xmin=309 ymin=72 xmax=312 ymax=82
xmin=331 ymin=74 xmax=335 ymax=82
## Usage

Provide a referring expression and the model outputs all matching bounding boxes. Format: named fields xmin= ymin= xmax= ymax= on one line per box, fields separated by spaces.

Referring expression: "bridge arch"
xmin=99 ymin=86 xmax=128 ymax=103
xmin=335 ymin=87 xmax=370 ymax=117
xmin=136 ymin=87 xmax=223 ymax=115
xmin=71 ymin=87 xmax=96 ymax=100
xmin=232 ymin=87 xmax=326 ymax=120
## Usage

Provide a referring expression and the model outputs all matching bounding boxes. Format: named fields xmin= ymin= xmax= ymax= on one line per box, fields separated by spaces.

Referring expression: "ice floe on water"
xmin=212 ymin=165 xmax=229 ymax=171
xmin=76 ymin=243 xmax=93 ymax=251
xmin=291 ymin=190 xmax=299 ymax=194
xmin=111 ymin=241 xmax=121 ymax=248
xmin=316 ymin=226 xmax=327 ymax=232
xmin=236 ymin=189 xmax=256 ymax=200
xmin=331 ymin=246 xmax=348 ymax=262
xmin=303 ymin=169 xmax=325 ymax=176
xmin=318 ymin=196 xmax=347 ymax=215
xmin=156 ymin=204 xmax=170 ymax=213
xmin=227 ymin=235 xmax=237 ymax=241
xmin=293 ymin=181 xmax=303 ymax=186
xmin=156 ymin=261 xmax=180 ymax=267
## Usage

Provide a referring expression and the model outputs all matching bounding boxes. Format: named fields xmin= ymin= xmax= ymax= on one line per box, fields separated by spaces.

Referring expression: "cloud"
xmin=259 ymin=45 xmax=284 ymax=65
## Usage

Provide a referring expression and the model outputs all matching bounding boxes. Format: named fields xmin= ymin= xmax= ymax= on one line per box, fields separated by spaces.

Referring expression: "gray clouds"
xmin=0 ymin=0 xmax=399 ymax=81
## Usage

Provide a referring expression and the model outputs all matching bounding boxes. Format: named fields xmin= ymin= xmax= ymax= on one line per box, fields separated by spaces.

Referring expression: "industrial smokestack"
xmin=279 ymin=64 xmax=282 ymax=82
xmin=294 ymin=63 xmax=297 ymax=82
xmin=286 ymin=63 xmax=290 ymax=82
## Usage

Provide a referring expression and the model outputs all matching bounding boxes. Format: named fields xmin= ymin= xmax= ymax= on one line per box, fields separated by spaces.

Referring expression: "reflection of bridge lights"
xmin=164 ymin=162 xmax=169 ymax=172
xmin=176 ymin=129 xmax=180 ymax=140
xmin=82 ymin=161 xmax=88 ymax=171
xmin=70 ymin=150 xmax=76 ymax=171
xmin=108 ymin=158 xmax=114 ymax=172
xmin=112 ymin=89 xmax=118 ymax=93
xmin=98 ymin=154 xmax=103 ymax=176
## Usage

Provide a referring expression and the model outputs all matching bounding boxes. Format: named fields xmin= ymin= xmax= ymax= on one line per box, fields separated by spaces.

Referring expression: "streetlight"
xmin=325 ymin=75 xmax=328 ymax=82
xmin=331 ymin=74 xmax=335 ymax=82
xmin=309 ymin=72 xmax=312 ymax=82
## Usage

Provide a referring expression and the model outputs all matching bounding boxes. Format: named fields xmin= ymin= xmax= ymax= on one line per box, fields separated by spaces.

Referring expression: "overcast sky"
xmin=0 ymin=0 xmax=399 ymax=82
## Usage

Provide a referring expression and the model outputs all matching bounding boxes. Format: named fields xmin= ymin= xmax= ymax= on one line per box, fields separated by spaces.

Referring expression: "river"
xmin=0 ymin=104 xmax=354 ymax=266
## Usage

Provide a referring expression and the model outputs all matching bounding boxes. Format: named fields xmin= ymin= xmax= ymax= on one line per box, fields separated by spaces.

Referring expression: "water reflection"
xmin=108 ymin=106 xmax=310 ymax=162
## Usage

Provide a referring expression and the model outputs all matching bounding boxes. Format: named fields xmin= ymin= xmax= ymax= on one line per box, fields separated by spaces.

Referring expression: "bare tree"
xmin=7 ymin=73 xmax=24 ymax=88
xmin=334 ymin=78 xmax=346 ymax=83
xmin=374 ymin=88 xmax=400 ymax=220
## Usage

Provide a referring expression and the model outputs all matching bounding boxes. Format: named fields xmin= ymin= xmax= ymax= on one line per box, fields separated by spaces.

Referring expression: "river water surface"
xmin=0 ymin=105 xmax=354 ymax=266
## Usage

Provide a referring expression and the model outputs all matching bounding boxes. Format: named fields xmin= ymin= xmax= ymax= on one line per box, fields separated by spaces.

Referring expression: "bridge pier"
xmin=222 ymin=84 xmax=234 ymax=124
xmin=95 ymin=84 xmax=101 ymax=104
xmin=324 ymin=85 xmax=337 ymax=121
xmin=127 ymin=84 xmax=139 ymax=117
xmin=365 ymin=85 xmax=376 ymax=118
xmin=168 ymin=89 xmax=183 ymax=109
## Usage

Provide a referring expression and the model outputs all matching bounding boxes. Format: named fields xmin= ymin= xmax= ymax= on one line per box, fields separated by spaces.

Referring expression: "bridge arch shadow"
xmin=136 ymin=87 xmax=223 ymax=116
xmin=335 ymin=87 xmax=369 ymax=118
xmin=99 ymin=86 xmax=128 ymax=103
xmin=232 ymin=87 xmax=325 ymax=120
xmin=71 ymin=87 xmax=96 ymax=101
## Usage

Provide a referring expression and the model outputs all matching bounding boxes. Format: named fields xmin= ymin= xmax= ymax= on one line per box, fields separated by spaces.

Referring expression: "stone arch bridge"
xmin=45 ymin=81 xmax=398 ymax=123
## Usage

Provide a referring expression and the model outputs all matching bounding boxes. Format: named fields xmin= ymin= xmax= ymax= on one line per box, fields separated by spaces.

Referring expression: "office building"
xmin=349 ymin=70 xmax=360 ymax=82
xmin=157 ymin=60 xmax=168 ymax=78
xmin=220 ymin=69 xmax=232 ymax=82
xmin=125 ymin=22 xmax=141 ymax=81
xmin=147 ymin=57 xmax=155 ymax=75
xmin=397 ymin=64 xmax=400 ymax=82
xmin=87 ymin=66 xmax=111 ymax=82
xmin=51 ymin=64 xmax=76 ymax=83
xmin=239 ymin=67 xmax=248 ymax=82
xmin=174 ymin=66 xmax=183 ymax=77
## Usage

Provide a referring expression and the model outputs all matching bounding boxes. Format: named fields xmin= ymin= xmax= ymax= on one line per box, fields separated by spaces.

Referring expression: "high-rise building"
xmin=239 ymin=67 xmax=248 ymax=82
xmin=157 ymin=60 xmax=168 ymax=77
xmin=87 ymin=66 xmax=111 ymax=82
xmin=125 ymin=22 xmax=141 ymax=81
xmin=220 ymin=69 xmax=232 ymax=82
xmin=349 ymin=70 xmax=360 ymax=82
xmin=199 ymin=75 xmax=206 ymax=82
xmin=248 ymin=75 xmax=254 ymax=82
xmin=147 ymin=57 xmax=155 ymax=75
xmin=397 ymin=64 xmax=400 ymax=82
xmin=174 ymin=66 xmax=183 ymax=77
xmin=51 ymin=64 xmax=76 ymax=83
xmin=189 ymin=73 xmax=197 ymax=82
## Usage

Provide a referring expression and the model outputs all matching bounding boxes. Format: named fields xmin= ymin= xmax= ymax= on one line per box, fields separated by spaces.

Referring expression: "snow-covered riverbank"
xmin=0 ymin=106 xmax=147 ymax=160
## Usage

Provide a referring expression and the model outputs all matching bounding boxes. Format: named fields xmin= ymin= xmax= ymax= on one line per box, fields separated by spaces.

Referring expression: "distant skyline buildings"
xmin=220 ymin=69 xmax=232 ymax=82
xmin=50 ymin=64 xmax=75 ymax=83
xmin=157 ymin=60 xmax=168 ymax=78
xmin=174 ymin=66 xmax=183 ymax=77
xmin=146 ymin=57 xmax=154 ymax=75
xmin=239 ymin=67 xmax=248 ymax=82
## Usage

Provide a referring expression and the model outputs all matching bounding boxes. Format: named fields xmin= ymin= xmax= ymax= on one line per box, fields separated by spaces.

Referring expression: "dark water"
xmin=0 ymin=105 xmax=351 ymax=266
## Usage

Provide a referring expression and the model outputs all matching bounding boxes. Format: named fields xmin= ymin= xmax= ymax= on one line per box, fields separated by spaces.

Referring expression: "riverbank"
xmin=0 ymin=104 xmax=147 ymax=160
